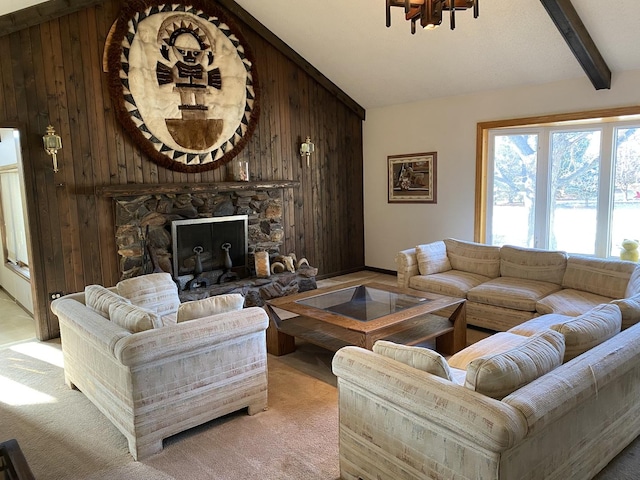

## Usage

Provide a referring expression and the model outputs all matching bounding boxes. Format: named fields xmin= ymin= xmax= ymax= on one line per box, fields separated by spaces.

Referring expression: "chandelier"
xmin=386 ymin=0 xmax=479 ymax=34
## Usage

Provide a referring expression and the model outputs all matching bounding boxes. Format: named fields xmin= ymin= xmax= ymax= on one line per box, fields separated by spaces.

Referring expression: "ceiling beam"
xmin=0 ymin=0 xmax=104 ymax=37
xmin=539 ymin=0 xmax=611 ymax=90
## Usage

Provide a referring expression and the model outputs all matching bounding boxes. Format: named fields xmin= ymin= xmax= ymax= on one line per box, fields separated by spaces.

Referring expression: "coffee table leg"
xmin=435 ymin=302 xmax=467 ymax=355
xmin=265 ymin=305 xmax=296 ymax=356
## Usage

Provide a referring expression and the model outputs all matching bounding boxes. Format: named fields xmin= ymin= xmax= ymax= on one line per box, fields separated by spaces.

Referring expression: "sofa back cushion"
xmin=108 ymin=302 xmax=162 ymax=333
xmin=85 ymin=284 xmax=130 ymax=318
xmin=500 ymin=245 xmax=567 ymax=284
xmin=464 ymin=330 xmax=565 ymax=400
xmin=562 ymin=256 xmax=636 ymax=299
xmin=443 ymin=238 xmax=501 ymax=278
xmin=373 ymin=340 xmax=453 ymax=381
xmin=626 ymin=265 xmax=640 ymax=297
xmin=177 ymin=294 xmax=245 ymax=323
xmin=416 ymin=241 xmax=452 ymax=275
xmin=610 ymin=294 xmax=640 ymax=330
xmin=117 ymin=272 xmax=180 ymax=317
xmin=550 ymin=303 xmax=621 ymax=361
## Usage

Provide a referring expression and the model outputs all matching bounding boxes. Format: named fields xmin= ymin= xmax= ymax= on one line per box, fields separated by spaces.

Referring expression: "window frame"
xmin=475 ymin=106 xmax=640 ymax=256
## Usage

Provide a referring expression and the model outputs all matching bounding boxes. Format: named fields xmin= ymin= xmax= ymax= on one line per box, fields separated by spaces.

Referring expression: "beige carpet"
xmin=0 ymin=340 xmax=339 ymax=480
xmin=1 ymin=339 xmax=638 ymax=479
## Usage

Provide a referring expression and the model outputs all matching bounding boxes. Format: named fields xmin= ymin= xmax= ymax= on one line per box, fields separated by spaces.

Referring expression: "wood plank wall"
xmin=0 ymin=0 xmax=365 ymax=340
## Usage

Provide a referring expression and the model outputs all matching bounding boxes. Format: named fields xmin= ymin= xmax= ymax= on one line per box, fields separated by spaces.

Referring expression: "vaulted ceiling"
xmin=2 ymin=0 xmax=640 ymax=109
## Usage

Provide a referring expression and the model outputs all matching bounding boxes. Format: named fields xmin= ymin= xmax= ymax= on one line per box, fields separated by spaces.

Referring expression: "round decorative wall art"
xmin=106 ymin=0 xmax=259 ymax=172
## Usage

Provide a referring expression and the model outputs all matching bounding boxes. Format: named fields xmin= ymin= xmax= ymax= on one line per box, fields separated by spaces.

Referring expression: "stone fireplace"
xmin=100 ymin=181 xmax=317 ymax=305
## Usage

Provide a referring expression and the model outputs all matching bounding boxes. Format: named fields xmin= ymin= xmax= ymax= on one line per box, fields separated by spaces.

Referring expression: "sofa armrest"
xmin=113 ymin=306 xmax=269 ymax=367
xmin=396 ymin=248 xmax=419 ymax=288
xmin=51 ymin=296 xmax=131 ymax=355
xmin=332 ymin=346 xmax=527 ymax=452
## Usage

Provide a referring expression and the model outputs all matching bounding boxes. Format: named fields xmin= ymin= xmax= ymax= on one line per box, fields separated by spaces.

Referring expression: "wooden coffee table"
xmin=265 ymin=280 xmax=466 ymax=356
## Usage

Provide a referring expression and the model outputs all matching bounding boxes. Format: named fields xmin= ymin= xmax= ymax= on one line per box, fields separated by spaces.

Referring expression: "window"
xmin=476 ymin=108 xmax=640 ymax=258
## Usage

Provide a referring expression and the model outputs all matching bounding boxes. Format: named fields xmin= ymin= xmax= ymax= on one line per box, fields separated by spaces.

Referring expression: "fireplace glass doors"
xmin=171 ymin=215 xmax=248 ymax=278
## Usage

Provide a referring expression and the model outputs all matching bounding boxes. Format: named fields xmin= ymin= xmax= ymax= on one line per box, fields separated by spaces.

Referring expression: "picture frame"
xmin=388 ymin=152 xmax=437 ymax=203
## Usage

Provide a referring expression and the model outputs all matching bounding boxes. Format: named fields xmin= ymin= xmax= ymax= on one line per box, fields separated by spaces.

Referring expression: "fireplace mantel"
xmin=97 ymin=180 xmax=300 ymax=198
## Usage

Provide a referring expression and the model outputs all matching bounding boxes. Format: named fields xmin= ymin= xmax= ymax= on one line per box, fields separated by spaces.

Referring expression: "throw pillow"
xmin=373 ymin=340 xmax=453 ymax=381
xmin=116 ymin=272 xmax=180 ymax=317
xmin=108 ymin=302 xmax=162 ymax=333
xmin=85 ymin=284 xmax=130 ymax=318
xmin=550 ymin=303 xmax=621 ymax=361
xmin=463 ymin=330 xmax=565 ymax=400
xmin=610 ymin=294 xmax=640 ymax=330
xmin=177 ymin=293 xmax=245 ymax=323
xmin=415 ymin=241 xmax=452 ymax=276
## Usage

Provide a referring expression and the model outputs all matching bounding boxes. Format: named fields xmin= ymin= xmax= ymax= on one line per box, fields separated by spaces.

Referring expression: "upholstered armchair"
xmin=51 ymin=273 xmax=269 ymax=460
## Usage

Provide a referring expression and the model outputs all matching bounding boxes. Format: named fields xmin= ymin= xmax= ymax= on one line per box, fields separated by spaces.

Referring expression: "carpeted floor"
xmin=0 ymin=339 xmax=339 ymax=480
xmin=1 ymin=338 xmax=638 ymax=479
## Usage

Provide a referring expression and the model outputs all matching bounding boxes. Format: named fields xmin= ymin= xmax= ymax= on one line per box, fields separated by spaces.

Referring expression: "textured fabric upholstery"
xmin=508 ymin=313 xmax=574 ymax=336
xmin=409 ymin=270 xmax=490 ymax=298
xmin=397 ymin=239 xmax=637 ymax=332
xmin=467 ymin=277 xmax=562 ymax=312
xmin=448 ymin=332 xmax=531 ymax=370
xmin=85 ymin=285 xmax=130 ymax=318
xmin=177 ymin=293 xmax=245 ymax=323
xmin=464 ymin=330 xmax=565 ymax=400
xmin=108 ymin=302 xmax=162 ymax=333
xmin=415 ymin=241 xmax=451 ymax=275
xmin=51 ymin=290 xmax=269 ymax=461
xmin=550 ymin=303 xmax=621 ymax=361
xmin=610 ymin=293 xmax=640 ymax=330
xmin=373 ymin=340 xmax=453 ymax=381
xmin=444 ymin=238 xmax=501 ymax=278
xmin=536 ymin=288 xmax=612 ymax=316
xmin=332 ymin=323 xmax=640 ymax=480
xmin=499 ymin=245 xmax=567 ymax=284
xmin=117 ymin=272 xmax=180 ymax=317
xmin=562 ymin=256 xmax=637 ymax=299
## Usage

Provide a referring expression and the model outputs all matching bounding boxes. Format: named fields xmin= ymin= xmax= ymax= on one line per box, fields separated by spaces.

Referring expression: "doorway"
xmin=0 ymin=127 xmax=36 ymax=346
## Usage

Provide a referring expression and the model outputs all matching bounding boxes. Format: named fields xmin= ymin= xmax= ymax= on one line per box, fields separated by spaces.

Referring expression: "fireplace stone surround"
xmin=99 ymin=182 xmax=316 ymax=305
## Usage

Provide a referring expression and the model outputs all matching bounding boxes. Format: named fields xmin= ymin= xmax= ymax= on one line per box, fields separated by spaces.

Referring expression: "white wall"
xmin=363 ymin=70 xmax=640 ymax=271
xmin=0 ymin=128 xmax=34 ymax=313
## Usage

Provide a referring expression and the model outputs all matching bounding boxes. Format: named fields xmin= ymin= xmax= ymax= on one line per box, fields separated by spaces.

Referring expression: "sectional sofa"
xmin=396 ymin=238 xmax=640 ymax=331
xmin=332 ymin=295 xmax=640 ymax=480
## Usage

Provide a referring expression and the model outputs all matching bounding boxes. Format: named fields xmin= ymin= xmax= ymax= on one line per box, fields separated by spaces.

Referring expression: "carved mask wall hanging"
xmin=106 ymin=0 xmax=259 ymax=172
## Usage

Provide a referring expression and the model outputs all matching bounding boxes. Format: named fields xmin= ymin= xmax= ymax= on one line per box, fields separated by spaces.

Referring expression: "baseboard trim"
xmin=364 ymin=266 xmax=397 ymax=276
xmin=315 ymin=266 xmax=397 ymax=280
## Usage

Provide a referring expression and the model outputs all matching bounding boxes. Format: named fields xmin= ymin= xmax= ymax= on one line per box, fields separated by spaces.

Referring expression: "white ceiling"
xmin=2 ymin=0 xmax=639 ymax=109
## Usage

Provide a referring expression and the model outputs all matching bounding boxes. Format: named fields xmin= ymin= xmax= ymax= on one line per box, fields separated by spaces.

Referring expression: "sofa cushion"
xmin=467 ymin=277 xmax=562 ymax=312
xmin=177 ymin=294 xmax=245 ymax=323
xmin=536 ymin=288 xmax=612 ymax=316
xmin=610 ymin=294 xmax=640 ymax=330
xmin=117 ymin=272 xmax=180 ymax=317
xmin=85 ymin=285 xmax=130 ymax=318
xmin=443 ymin=238 xmax=501 ymax=278
xmin=508 ymin=313 xmax=574 ymax=337
xmin=626 ymin=265 xmax=640 ymax=297
xmin=448 ymin=332 xmax=531 ymax=370
xmin=562 ymin=256 xmax=637 ymax=299
xmin=409 ymin=270 xmax=491 ymax=298
xmin=463 ymin=330 xmax=565 ymax=400
xmin=416 ymin=241 xmax=452 ymax=275
xmin=108 ymin=302 xmax=162 ymax=333
xmin=550 ymin=303 xmax=621 ymax=361
xmin=499 ymin=245 xmax=567 ymax=284
xmin=373 ymin=340 xmax=453 ymax=381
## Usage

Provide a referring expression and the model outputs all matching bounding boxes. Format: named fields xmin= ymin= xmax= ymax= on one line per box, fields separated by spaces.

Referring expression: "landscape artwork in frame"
xmin=388 ymin=152 xmax=437 ymax=203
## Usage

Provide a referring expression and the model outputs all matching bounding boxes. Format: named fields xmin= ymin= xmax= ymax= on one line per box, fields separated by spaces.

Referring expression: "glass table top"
xmin=295 ymin=285 xmax=431 ymax=322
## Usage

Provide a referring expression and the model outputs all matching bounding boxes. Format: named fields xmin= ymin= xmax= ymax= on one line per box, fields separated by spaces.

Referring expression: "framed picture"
xmin=388 ymin=152 xmax=437 ymax=203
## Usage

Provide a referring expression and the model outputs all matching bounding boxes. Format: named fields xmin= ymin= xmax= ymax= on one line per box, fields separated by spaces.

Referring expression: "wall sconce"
xmin=42 ymin=125 xmax=62 ymax=173
xmin=300 ymin=136 xmax=314 ymax=167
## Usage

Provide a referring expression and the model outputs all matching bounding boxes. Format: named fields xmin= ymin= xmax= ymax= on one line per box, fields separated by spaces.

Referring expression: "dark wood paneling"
xmin=0 ymin=0 xmax=365 ymax=340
